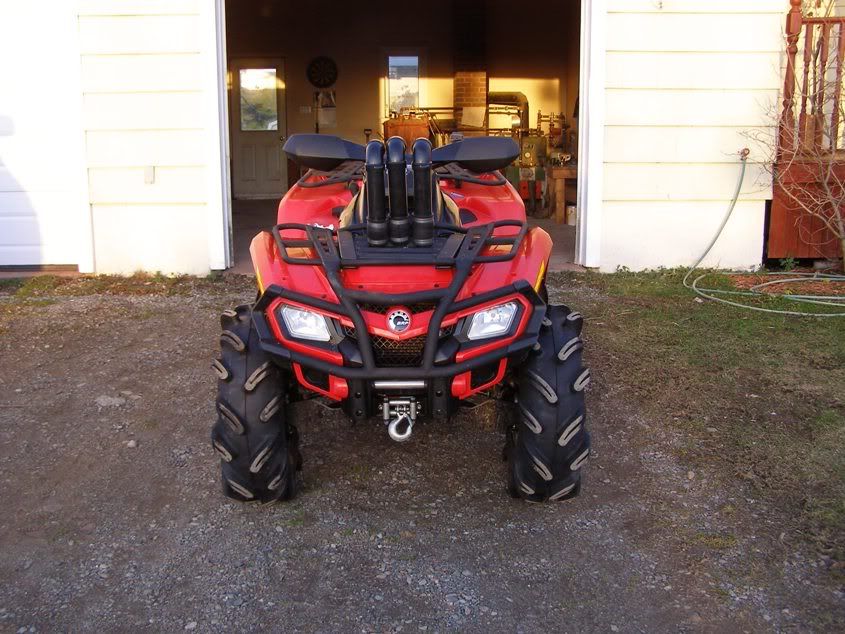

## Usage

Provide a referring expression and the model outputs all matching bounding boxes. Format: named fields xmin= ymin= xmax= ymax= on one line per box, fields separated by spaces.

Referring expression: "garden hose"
xmin=682 ymin=149 xmax=845 ymax=317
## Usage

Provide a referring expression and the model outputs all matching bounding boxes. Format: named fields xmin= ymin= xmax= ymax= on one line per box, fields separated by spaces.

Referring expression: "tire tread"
xmin=509 ymin=305 xmax=591 ymax=502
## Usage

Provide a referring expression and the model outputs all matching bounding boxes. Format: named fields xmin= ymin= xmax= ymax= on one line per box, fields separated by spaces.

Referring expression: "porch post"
xmin=779 ymin=0 xmax=803 ymax=158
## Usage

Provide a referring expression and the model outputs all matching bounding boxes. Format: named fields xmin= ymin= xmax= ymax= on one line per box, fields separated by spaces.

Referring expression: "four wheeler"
xmin=211 ymin=133 xmax=591 ymax=503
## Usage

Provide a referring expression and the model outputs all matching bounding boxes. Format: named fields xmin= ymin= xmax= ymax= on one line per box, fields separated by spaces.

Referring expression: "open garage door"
xmin=220 ymin=0 xmax=589 ymax=273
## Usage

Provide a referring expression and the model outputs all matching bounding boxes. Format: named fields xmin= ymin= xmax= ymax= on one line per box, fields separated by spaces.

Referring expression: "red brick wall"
xmin=453 ymin=0 xmax=487 ymax=131
xmin=454 ymin=70 xmax=488 ymax=130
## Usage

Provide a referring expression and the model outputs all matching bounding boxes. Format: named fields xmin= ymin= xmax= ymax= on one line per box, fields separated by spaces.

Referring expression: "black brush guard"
xmin=253 ymin=219 xmax=545 ymax=382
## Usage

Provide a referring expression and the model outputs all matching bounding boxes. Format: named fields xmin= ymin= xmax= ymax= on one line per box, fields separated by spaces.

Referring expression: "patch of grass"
xmin=4 ymin=272 xmax=255 ymax=299
xmin=799 ymin=410 xmax=845 ymax=551
xmin=0 ymin=278 xmax=24 ymax=295
xmin=15 ymin=275 xmax=65 ymax=297
xmin=813 ymin=409 xmax=844 ymax=431
xmin=694 ymin=532 xmax=738 ymax=550
xmin=549 ymin=270 xmax=845 ymax=562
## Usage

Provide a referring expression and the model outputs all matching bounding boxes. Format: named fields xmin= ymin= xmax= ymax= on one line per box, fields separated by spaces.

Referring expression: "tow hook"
xmin=383 ymin=396 xmax=418 ymax=442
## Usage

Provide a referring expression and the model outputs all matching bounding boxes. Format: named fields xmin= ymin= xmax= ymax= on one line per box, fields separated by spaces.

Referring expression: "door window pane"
xmin=240 ymin=68 xmax=278 ymax=131
xmin=387 ymin=56 xmax=419 ymax=114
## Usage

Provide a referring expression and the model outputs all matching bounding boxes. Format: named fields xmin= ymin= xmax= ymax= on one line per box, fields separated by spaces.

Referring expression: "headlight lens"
xmin=280 ymin=305 xmax=331 ymax=341
xmin=466 ymin=301 xmax=518 ymax=340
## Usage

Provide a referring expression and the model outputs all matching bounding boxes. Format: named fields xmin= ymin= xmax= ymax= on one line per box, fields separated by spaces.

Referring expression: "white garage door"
xmin=0 ymin=4 xmax=86 ymax=267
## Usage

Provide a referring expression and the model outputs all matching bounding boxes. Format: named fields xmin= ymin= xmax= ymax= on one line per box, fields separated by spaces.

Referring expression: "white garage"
xmin=0 ymin=1 xmax=788 ymax=275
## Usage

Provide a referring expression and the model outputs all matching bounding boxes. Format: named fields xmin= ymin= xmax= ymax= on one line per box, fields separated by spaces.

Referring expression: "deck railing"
xmin=781 ymin=1 xmax=845 ymax=155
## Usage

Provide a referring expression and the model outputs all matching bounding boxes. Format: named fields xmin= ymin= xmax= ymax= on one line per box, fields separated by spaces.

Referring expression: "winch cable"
xmin=682 ymin=148 xmax=845 ymax=317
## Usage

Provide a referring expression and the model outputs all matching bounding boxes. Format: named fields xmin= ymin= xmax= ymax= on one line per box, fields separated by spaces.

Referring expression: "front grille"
xmin=358 ymin=303 xmax=436 ymax=315
xmin=340 ymin=324 xmax=455 ymax=367
xmin=371 ymin=335 xmax=427 ymax=366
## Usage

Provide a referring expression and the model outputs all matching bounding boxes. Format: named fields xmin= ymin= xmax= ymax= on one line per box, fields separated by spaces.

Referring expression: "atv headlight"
xmin=466 ymin=301 xmax=518 ymax=340
xmin=280 ymin=305 xmax=331 ymax=341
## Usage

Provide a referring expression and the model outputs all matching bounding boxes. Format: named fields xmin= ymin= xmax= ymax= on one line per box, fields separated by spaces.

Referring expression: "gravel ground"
xmin=0 ymin=283 xmax=842 ymax=632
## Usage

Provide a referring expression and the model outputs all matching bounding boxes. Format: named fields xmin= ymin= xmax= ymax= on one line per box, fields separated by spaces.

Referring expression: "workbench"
xmin=548 ymin=165 xmax=578 ymax=221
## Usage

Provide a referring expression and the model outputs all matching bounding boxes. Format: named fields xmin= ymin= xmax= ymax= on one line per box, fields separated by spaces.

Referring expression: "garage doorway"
xmin=219 ymin=0 xmax=594 ymax=273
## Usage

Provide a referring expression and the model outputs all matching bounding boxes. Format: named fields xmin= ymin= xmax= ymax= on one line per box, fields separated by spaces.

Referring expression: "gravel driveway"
xmin=0 ymin=281 xmax=841 ymax=632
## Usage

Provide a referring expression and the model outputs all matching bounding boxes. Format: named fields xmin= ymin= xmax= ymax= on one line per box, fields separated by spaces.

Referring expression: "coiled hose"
xmin=682 ymin=149 xmax=845 ymax=317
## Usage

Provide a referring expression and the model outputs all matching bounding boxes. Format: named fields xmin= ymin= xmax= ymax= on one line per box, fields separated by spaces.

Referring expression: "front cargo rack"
xmin=270 ymin=220 xmax=526 ymax=269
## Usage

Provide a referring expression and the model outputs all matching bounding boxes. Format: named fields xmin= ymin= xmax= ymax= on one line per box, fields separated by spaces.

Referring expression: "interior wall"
xmin=226 ymin=0 xmax=454 ymax=144
xmin=486 ymin=1 xmax=581 ymax=127
xmin=227 ymin=1 xmax=581 ymax=142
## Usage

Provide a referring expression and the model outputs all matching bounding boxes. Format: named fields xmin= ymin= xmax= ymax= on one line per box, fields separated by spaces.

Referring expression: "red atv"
xmin=212 ymin=134 xmax=590 ymax=503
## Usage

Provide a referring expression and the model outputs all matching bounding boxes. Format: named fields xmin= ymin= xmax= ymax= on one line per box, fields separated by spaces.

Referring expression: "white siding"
xmin=92 ymin=205 xmax=209 ymax=275
xmin=598 ymin=0 xmax=786 ymax=271
xmin=77 ymin=0 xmax=222 ymax=274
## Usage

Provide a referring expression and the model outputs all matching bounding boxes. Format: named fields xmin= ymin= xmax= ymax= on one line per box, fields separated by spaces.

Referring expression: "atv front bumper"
xmin=252 ymin=280 xmax=545 ymax=416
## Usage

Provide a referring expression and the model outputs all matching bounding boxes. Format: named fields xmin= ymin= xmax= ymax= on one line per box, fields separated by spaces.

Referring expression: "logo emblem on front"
xmin=386 ymin=309 xmax=411 ymax=333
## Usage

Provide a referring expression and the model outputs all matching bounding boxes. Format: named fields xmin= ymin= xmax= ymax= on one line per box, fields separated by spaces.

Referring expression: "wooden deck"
xmin=769 ymin=1 xmax=844 ymax=259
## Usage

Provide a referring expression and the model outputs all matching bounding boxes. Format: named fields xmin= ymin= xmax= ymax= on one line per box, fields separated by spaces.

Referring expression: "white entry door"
xmin=230 ymin=59 xmax=287 ymax=199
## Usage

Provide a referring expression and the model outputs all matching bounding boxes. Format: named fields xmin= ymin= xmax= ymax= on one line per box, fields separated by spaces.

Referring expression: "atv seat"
xmin=338 ymin=179 xmax=461 ymax=229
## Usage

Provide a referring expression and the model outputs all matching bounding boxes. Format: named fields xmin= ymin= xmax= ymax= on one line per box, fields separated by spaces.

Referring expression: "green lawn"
xmin=549 ymin=269 xmax=845 ymax=562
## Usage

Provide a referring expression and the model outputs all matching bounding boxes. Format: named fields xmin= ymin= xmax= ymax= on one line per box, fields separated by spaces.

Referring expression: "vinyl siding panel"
xmin=601 ymin=201 xmax=765 ymax=271
xmin=599 ymin=3 xmax=784 ymax=272
xmin=85 ymin=130 xmax=208 ymax=167
xmin=91 ymin=204 xmax=210 ymax=275
xmin=81 ymin=54 xmax=203 ymax=93
xmin=606 ymin=13 xmax=784 ymax=52
xmin=605 ymin=89 xmax=779 ymax=127
xmin=603 ymin=163 xmax=771 ymax=202
xmin=83 ymin=92 xmax=205 ymax=130
xmin=603 ymin=127 xmax=773 ymax=164
xmin=78 ymin=16 xmax=201 ymax=54
xmin=606 ymin=52 xmax=782 ymax=90
xmin=77 ymin=5 xmax=215 ymax=274
xmin=607 ymin=0 xmax=786 ymax=13
xmin=88 ymin=167 xmax=206 ymax=204
xmin=78 ymin=0 xmax=200 ymax=15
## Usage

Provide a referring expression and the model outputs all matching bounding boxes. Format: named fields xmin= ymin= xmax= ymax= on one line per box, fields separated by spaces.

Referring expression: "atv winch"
xmin=211 ymin=133 xmax=591 ymax=504
xmin=382 ymin=395 xmax=418 ymax=442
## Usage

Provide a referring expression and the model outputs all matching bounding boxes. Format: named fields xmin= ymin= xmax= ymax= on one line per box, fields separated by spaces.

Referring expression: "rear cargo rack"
xmin=271 ymin=220 xmax=526 ymax=268
xmin=434 ymin=163 xmax=508 ymax=186
xmin=295 ymin=160 xmax=508 ymax=189
xmin=296 ymin=160 xmax=364 ymax=188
